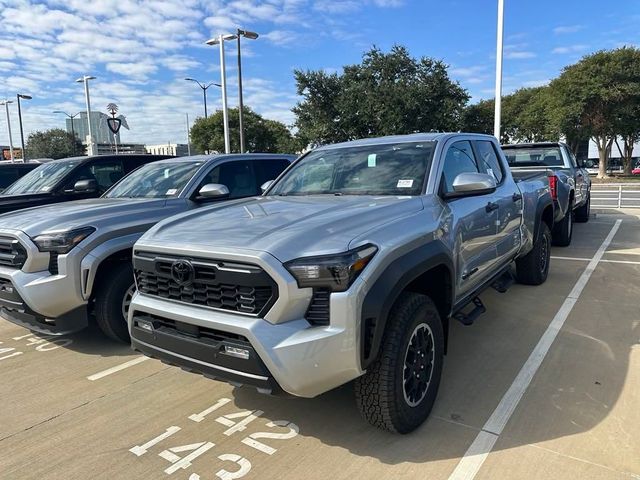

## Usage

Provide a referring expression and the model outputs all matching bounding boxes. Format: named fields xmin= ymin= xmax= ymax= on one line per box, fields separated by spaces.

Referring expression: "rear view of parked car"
xmin=0 ymin=154 xmax=294 ymax=342
xmin=0 ymin=154 xmax=173 ymax=214
xmin=502 ymin=142 xmax=591 ymax=246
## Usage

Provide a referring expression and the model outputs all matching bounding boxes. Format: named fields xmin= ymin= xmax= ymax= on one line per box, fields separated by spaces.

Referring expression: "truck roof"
xmin=502 ymin=142 xmax=564 ymax=149
xmin=317 ymin=132 xmax=498 ymax=150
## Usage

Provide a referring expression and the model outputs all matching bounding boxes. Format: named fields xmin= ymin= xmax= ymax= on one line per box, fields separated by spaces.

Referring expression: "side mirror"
xmin=260 ymin=180 xmax=274 ymax=194
xmin=448 ymin=172 xmax=497 ymax=197
xmin=73 ymin=178 xmax=98 ymax=193
xmin=197 ymin=183 xmax=229 ymax=200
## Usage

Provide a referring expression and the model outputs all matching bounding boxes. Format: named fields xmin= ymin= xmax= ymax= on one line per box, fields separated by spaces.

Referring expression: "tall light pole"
xmin=16 ymin=94 xmax=31 ymax=161
xmin=184 ymin=78 xmax=221 ymax=118
xmin=76 ymin=75 xmax=96 ymax=155
xmin=236 ymin=29 xmax=259 ymax=153
xmin=0 ymin=100 xmax=15 ymax=162
xmin=206 ymin=34 xmax=236 ymax=154
xmin=53 ymin=110 xmax=81 ymax=156
xmin=494 ymin=0 xmax=505 ymax=141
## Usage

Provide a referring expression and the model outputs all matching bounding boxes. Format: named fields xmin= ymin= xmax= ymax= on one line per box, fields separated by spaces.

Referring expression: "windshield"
xmin=1 ymin=159 xmax=83 ymax=195
xmin=503 ymin=146 xmax=565 ymax=168
xmin=104 ymin=161 xmax=204 ymax=199
xmin=269 ymin=141 xmax=435 ymax=196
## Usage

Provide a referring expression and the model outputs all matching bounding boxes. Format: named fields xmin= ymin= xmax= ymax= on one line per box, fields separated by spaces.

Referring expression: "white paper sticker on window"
xmin=166 ymin=188 xmax=178 ymax=195
xmin=368 ymin=154 xmax=377 ymax=167
xmin=397 ymin=179 xmax=414 ymax=188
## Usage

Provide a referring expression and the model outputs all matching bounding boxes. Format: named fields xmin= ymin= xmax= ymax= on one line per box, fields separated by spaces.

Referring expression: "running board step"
xmin=453 ymin=297 xmax=486 ymax=326
xmin=492 ymin=270 xmax=515 ymax=293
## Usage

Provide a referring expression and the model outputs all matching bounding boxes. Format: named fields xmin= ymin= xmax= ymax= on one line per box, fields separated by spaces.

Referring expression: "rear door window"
xmin=252 ymin=159 xmax=291 ymax=188
xmin=475 ymin=141 xmax=504 ymax=183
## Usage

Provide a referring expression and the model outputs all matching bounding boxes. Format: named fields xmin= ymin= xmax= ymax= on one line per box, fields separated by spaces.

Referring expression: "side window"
xmin=90 ymin=160 xmax=125 ymax=193
xmin=441 ymin=140 xmax=479 ymax=194
xmin=199 ymin=161 xmax=259 ymax=199
xmin=475 ymin=141 xmax=504 ymax=183
xmin=253 ymin=159 xmax=290 ymax=188
xmin=565 ymin=147 xmax=578 ymax=168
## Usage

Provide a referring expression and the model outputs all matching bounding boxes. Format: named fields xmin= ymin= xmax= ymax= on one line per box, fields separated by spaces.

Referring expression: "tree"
xmin=549 ymin=47 xmax=640 ymax=178
xmin=25 ymin=128 xmax=83 ymax=159
xmin=292 ymin=46 xmax=469 ymax=145
xmin=190 ymin=107 xmax=300 ymax=154
xmin=501 ymin=87 xmax=557 ymax=144
xmin=461 ymin=99 xmax=494 ymax=135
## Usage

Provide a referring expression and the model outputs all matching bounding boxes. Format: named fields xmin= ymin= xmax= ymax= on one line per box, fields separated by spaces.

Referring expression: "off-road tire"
xmin=574 ymin=194 xmax=590 ymax=223
xmin=354 ymin=292 xmax=444 ymax=434
xmin=516 ymin=222 xmax=551 ymax=286
xmin=94 ymin=262 xmax=135 ymax=343
xmin=552 ymin=203 xmax=573 ymax=247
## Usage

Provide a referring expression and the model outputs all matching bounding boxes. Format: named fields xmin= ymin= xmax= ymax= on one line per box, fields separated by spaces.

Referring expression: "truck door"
xmin=474 ymin=140 xmax=521 ymax=267
xmin=564 ymin=146 xmax=586 ymax=205
xmin=440 ymin=140 xmax=498 ymax=299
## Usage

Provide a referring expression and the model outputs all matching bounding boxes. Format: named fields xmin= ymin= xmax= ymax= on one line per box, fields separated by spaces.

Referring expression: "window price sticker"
xmin=397 ymin=179 xmax=413 ymax=188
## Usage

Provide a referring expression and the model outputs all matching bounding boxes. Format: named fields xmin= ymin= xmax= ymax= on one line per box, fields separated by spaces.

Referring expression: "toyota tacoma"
xmin=128 ymin=133 xmax=554 ymax=433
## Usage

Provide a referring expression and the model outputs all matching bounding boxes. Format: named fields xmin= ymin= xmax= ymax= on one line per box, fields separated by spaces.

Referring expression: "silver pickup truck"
xmin=0 ymin=154 xmax=293 ymax=342
xmin=502 ymin=142 xmax=591 ymax=246
xmin=128 ymin=133 xmax=554 ymax=433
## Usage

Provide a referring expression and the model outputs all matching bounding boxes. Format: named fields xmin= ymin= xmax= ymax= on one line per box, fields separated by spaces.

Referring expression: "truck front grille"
xmin=0 ymin=237 xmax=27 ymax=269
xmin=305 ymin=289 xmax=331 ymax=326
xmin=134 ymin=252 xmax=278 ymax=317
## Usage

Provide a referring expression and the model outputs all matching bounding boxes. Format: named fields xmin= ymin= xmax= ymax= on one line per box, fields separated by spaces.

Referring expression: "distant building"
xmin=89 ymin=143 xmax=147 ymax=155
xmin=145 ymin=143 xmax=189 ymax=157
xmin=66 ymin=112 xmax=121 ymax=146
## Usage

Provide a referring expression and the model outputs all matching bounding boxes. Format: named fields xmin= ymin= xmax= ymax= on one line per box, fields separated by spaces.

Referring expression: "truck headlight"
xmin=284 ymin=244 xmax=377 ymax=292
xmin=32 ymin=226 xmax=96 ymax=254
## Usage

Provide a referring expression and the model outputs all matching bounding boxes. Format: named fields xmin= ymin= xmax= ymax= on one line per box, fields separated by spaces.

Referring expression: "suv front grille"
xmin=134 ymin=252 xmax=278 ymax=317
xmin=0 ymin=237 xmax=27 ymax=269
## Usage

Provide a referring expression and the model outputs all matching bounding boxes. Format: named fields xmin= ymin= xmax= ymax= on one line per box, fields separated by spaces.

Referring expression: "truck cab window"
xmin=441 ymin=140 xmax=479 ymax=193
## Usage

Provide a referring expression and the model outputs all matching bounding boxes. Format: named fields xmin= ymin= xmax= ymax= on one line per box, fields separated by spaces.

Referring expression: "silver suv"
xmin=129 ymin=133 xmax=553 ymax=433
xmin=0 ymin=154 xmax=293 ymax=342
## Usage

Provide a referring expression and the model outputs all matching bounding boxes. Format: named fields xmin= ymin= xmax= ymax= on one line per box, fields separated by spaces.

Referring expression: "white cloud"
xmin=551 ymin=44 xmax=589 ymax=54
xmin=504 ymin=51 xmax=536 ymax=59
xmin=553 ymin=25 xmax=584 ymax=34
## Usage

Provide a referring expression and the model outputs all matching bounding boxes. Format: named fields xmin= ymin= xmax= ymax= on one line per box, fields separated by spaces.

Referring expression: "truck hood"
xmin=142 ymin=195 xmax=424 ymax=261
xmin=0 ymin=198 xmax=177 ymax=237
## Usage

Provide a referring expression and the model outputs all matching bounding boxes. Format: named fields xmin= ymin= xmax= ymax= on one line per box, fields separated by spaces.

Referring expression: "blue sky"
xmin=0 ymin=0 xmax=639 ymax=145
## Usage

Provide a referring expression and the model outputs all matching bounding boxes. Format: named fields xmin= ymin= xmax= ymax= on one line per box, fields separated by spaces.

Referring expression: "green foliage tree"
xmin=501 ymin=87 xmax=557 ymax=144
xmin=190 ymin=107 xmax=300 ymax=154
xmin=461 ymin=98 xmax=494 ymax=135
xmin=25 ymin=128 xmax=83 ymax=159
xmin=292 ymin=46 xmax=469 ymax=145
xmin=549 ymin=47 xmax=640 ymax=178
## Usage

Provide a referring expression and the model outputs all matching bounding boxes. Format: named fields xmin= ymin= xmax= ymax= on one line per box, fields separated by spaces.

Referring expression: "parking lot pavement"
xmin=0 ymin=212 xmax=638 ymax=480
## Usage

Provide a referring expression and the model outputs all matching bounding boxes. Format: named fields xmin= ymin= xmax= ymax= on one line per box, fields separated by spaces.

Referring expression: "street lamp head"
xmin=238 ymin=29 xmax=259 ymax=40
xmin=185 ymin=77 xmax=196 ymax=82
xmin=0 ymin=100 xmax=13 ymax=105
xmin=205 ymin=33 xmax=237 ymax=45
xmin=18 ymin=94 xmax=32 ymax=100
xmin=75 ymin=75 xmax=96 ymax=83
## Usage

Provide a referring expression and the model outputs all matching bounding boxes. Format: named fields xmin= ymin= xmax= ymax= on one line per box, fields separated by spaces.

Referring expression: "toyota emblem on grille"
xmin=170 ymin=259 xmax=195 ymax=285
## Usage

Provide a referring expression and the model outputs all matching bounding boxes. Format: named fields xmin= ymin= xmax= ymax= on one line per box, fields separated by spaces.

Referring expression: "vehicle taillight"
xmin=548 ymin=174 xmax=558 ymax=200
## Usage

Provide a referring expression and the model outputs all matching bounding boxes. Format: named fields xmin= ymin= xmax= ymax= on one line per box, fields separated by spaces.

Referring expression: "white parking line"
xmin=87 ymin=356 xmax=150 ymax=381
xmin=551 ymin=255 xmax=640 ymax=265
xmin=448 ymin=219 xmax=622 ymax=480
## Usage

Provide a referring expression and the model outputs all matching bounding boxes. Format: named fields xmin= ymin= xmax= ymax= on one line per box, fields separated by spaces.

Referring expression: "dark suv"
xmin=0 ymin=154 xmax=173 ymax=214
xmin=0 ymin=162 xmax=41 ymax=193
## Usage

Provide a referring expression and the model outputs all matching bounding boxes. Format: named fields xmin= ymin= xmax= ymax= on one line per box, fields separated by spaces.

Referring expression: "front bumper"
xmin=129 ymin=277 xmax=366 ymax=398
xmin=0 ymin=275 xmax=88 ymax=335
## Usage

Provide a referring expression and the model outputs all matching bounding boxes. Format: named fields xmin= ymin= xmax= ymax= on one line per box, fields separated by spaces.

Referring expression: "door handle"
xmin=485 ymin=201 xmax=499 ymax=212
xmin=512 ymin=193 xmax=522 ymax=202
